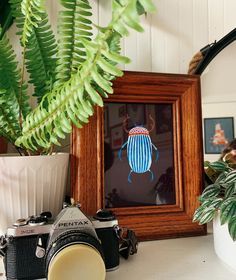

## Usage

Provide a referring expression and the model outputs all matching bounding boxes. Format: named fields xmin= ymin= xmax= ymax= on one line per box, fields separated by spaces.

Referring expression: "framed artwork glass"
xmin=104 ymin=102 xmax=175 ymax=208
xmin=71 ymin=71 xmax=206 ymax=240
xmin=204 ymin=117 xmax=234 ymax=154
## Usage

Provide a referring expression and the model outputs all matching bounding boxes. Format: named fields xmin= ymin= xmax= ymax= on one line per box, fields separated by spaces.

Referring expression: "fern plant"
xmin=193 ymin=159 xmax=236 ymax=241
xmin=0 ymin=0 xmax=156 ymax=155
xmin=0 ymin=0 xmax=13 ymax=38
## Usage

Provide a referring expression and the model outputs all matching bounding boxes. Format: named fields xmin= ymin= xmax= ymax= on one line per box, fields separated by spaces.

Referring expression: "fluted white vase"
xmin=213 ymin=213 xmax=236 ymax=272
xmin=0 ymin=153 xmax=69 ymax=235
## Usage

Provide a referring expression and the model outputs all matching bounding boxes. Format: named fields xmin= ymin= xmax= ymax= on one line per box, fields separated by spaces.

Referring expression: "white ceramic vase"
xmin=213 ymin=213 xmax=236 ymax=272
xmin=0 ymin=153 xmax=69 ymax=235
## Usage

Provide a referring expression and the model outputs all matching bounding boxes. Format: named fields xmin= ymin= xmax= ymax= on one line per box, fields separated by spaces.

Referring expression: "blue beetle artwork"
xmin=118 ymin=115 xmax=159 ymax=183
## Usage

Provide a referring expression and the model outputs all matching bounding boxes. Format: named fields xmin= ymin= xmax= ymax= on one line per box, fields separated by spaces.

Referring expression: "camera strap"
xmin=0 ymin=236 xmax=7 ymax=257
xmin=115 ymin=226 xmax=138 ymax=260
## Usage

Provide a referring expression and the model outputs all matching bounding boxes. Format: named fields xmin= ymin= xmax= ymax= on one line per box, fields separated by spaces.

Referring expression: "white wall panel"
xmin=97 ymin=0 xmax=112 ymax=26
xmin=162 ymin=0 xmax=180 ymax=73
xmin=223 ymin=0 xmax=236 ymax=33
xmin=135 ymin=15 xmax=152 ymax=71
xmin=150 ymin=0 xmax=166 ymax=72
xmin=192 ymin=0 xmax=209 ymax=53
xmin=178 ymin=0 xmax=193 ymax=73
xmin=208 ymin=0 xmax=225 ymax=41
xmin=123 ymin=29 xmax=138 ymax=71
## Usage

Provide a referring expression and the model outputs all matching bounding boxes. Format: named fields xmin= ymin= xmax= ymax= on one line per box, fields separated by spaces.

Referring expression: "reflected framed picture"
xmin=110 ymin=124 xmax=124 ymax=150
xmin=155 ymin=104 xmax=172 ymax=134
xmin=71 ymin=71 xmax=206 ymax=240
xmin=126 ymin=103 xmax=146 ymax=128
xmin=204 ymin=117 xmax=234 ymax=154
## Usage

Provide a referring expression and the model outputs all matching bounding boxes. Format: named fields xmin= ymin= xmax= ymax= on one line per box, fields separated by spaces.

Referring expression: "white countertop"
xmin=1 ymin=229 xmax=236 ymax=280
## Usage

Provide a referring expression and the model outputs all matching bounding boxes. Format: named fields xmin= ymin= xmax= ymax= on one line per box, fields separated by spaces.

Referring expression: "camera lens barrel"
xmin=45 ymin=230 xmax=106 ymax=280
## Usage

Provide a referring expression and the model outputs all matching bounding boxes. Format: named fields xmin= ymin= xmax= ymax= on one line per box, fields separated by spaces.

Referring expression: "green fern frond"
xmin=0 ymin=0 xmax=13 ymax=38
xmin=0 ymin=31 xmax=31 ymax=143
xmin=107 ymin=31 xmax=122 ymax=56
xmin=137 ymin=0 xmax=156 ymax=13
xmin=25 ymin=12 xmax=58 ymax=102
xmin=0 ymin=32 xmax=31 ymax=123
xmin=21 ymin=0 xmax=45 ymax=46
xmin=15 ymin=0 xmax=156 ymax=151
xmin=9 ymin=0 xmax=24 ymax=37
xmin=10 ymin=1 xmax=58 ymax=103
xmin=56 ymin=0 xmax=93 ymax=85
xmin=0 ymin=89 xmax=21 ymax=143
xmin=111 ymin=0 xmax=145 ymax=36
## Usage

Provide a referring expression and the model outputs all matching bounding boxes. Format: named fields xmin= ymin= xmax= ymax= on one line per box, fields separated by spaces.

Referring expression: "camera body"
xmin=3 ymin=206 xmax=120 ymax=280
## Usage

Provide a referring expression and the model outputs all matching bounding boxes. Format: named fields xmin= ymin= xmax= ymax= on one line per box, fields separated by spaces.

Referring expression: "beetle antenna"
xmin=123 ymin=114 xmax=130 ymax=133
xmin=149 ymin=115 xmax=155 ymax=132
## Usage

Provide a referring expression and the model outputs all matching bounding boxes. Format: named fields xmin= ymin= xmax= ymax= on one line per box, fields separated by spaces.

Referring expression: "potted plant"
xmin=0 ymin=0 xmax=156 ymax=234
xmin=193 ymin=156 xmax=236 ymax=271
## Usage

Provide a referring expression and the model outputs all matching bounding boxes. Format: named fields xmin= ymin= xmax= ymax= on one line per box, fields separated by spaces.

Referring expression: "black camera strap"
xmin=0 ymin=235 xmax=7 ymax=257
xmin=115 ymin=227 xmax=138 ymax=260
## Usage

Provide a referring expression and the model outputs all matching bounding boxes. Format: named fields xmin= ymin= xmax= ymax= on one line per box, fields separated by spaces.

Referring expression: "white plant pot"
xmin=0 ymin=153 xmax=69 ymax=235
xmin=213 ymin=213 xmax=236 ymax=272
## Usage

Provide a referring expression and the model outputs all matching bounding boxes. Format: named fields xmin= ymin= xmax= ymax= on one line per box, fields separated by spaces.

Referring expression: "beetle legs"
xmin=118 ymin=141 xmax=128 ymax=160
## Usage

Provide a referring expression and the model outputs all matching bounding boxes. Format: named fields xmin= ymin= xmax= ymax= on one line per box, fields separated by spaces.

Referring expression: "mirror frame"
xmin=71 ymin=71 xmax=206 ymax=240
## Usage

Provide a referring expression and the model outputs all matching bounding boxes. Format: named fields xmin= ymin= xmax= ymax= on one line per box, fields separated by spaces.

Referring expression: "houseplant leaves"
xmin=0 ymin=0 xmax=156 ymax=154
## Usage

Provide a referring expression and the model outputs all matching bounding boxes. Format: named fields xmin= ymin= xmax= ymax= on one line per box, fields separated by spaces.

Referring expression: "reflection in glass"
xmin=104 ymin=102 xmax=175 ymax=208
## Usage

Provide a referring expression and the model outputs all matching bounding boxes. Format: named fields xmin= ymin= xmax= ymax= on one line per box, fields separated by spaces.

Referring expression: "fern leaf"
xmin=0 ymin=32 xmax=31 ymax=142
xmin=0 ymin=0 xmax=13 ymax=38
xmin=10 ymin=1 xmax=58 ymax=103
xmin=56 ymin=0 xmax=93 ymax=85
xmin=0 ymin=89 xmax=21 ymax=143
xmin=16 ymin=0 xmax=156 ymax=151
xmin=138 ymin=0 xmax=156 ymax=13
xmin=25 ymin=12 xmax=58 ymax=102
xmin=9 ymin=0 xmax=24 ymax=37
xmin=21 ymin=0 xmax=45 ymax=46
xmin=91 ymin=69 xmax=113 ymax=94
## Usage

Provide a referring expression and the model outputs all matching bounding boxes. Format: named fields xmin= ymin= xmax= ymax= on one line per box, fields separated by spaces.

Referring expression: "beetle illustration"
xmin=118 ymin=115 xmax=159 ymax=183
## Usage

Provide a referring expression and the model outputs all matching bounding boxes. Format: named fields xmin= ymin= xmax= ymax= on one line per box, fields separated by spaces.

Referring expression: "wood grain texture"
xmin=0 ymin=137 xmax=7 ymax=154
xmin=71 ymin=71 xmax=206 ymax=241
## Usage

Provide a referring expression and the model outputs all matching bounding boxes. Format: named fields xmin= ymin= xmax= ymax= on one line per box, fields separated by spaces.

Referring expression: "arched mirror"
xmin=189 ymin=28 xmax=236 ymax=162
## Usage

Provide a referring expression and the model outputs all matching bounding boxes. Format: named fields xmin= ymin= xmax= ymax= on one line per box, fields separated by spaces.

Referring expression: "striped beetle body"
xmin=119 ymin=122 xmax=159 ymax=183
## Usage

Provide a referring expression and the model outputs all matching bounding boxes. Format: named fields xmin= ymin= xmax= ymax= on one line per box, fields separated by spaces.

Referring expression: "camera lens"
xmin=48 ymin=244 xmax=105 ymax=280
xmin=46 ymin=230 xmax=106 ymax=280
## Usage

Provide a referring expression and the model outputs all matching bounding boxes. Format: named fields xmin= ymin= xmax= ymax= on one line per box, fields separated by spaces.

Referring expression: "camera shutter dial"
xmin=13 ymin=218 xmax=27 ymax=227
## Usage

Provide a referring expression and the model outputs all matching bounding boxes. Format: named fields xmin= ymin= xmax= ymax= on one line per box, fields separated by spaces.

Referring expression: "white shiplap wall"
xmin=8 ymin=0 xmax=236 ymax=159
xmin=45 ymin=0 xmax=211 ymax=74
xmin=10 ymin=0 xmax=236 ymax=81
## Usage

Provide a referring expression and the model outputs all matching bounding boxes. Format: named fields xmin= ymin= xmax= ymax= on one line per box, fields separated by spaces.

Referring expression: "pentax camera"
xmin=1 ymin=204 xmax=138 ymax=280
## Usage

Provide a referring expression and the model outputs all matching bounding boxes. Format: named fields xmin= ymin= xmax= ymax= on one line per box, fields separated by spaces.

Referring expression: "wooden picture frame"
xmin=0 ymin=137 xmax=7 ymax=154
xmin=71 ymin=71 xmax=206 ymax=240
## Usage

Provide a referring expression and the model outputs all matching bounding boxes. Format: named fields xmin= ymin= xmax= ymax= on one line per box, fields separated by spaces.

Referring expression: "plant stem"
xmin=19 ymin=45 xmax=26 ymax=130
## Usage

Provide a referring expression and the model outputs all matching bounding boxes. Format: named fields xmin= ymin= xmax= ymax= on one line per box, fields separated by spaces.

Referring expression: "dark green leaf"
xmin=199 ymin=207 xmax=216 ymax=224
xmin=207 ymin=161 xmax=229 ymax=172
xmin=200 ymin=184 xmax=221 ymax=199
xmin=225 ymin=170 xmax=236 ymax=184
xmin=228 ymin=216 xmax=236 ymax=241
xmin=220 ymin=197 xmax=236 ymax=225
